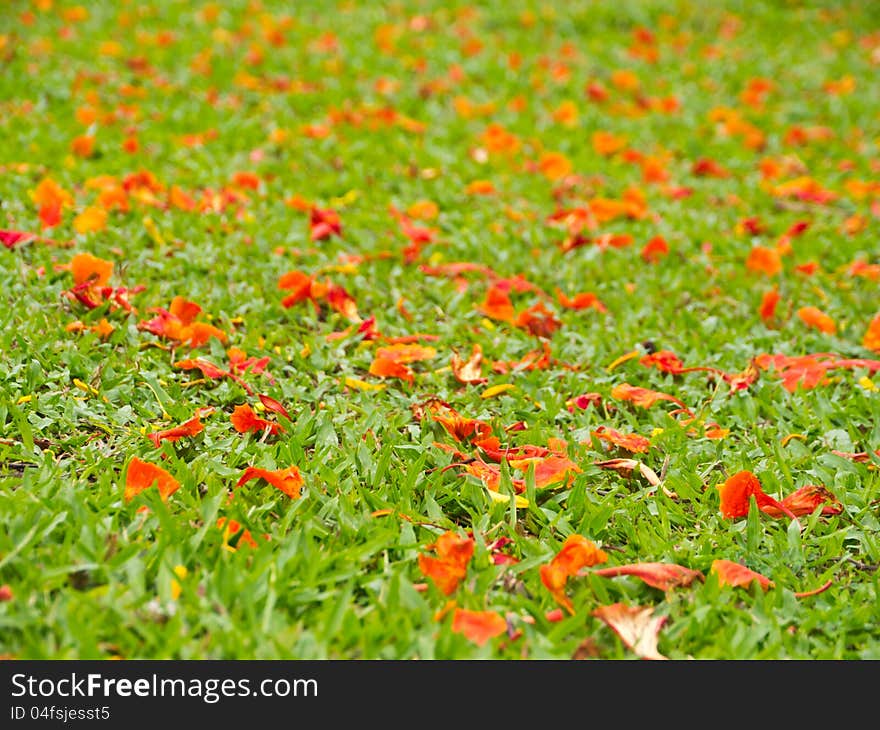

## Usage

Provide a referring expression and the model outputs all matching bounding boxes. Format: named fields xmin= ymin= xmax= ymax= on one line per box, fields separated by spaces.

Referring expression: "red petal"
xmin=258 ymin=394 xmax=291 ymax=421
xmin=0 ymin=229 xmax=36 ymax=249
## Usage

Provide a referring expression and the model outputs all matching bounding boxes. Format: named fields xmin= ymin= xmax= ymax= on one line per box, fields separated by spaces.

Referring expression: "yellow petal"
xmin=780 ymin=433 xmax=807 ymax=446
xmin=481 ymin=383 xmax=516 ymax=399
xmin=344 ymin=377 xmax=386 ymax=391
xmin=72 ymin=378 xmax=99 ymax=396
xmin=486 ymin=490 xmax=529 ymax=508
xmin=605 ymin=350 xmax=640 ymax=372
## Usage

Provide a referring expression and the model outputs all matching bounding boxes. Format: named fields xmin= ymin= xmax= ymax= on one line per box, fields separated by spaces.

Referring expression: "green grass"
xmin=1 ymin=0 xmax=879 ymax=659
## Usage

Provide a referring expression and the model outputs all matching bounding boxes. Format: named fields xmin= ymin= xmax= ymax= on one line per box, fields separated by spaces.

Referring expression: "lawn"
xmin=1 ymin=0 xmax=879 ymax=660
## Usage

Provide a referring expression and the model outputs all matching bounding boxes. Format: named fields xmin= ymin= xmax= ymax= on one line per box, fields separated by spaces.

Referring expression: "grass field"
xmin=1 ymin=0 xmax=879 ymax=660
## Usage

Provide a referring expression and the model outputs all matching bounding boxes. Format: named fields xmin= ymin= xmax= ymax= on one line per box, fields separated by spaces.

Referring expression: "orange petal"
xmin=168 ymin=296 xmax=202 ymax=325
xmin=278 ymin=270 xmax=317 ymax=307
xmin=745 ymin=246 xmax=782 ymax=276
xmin=450 ymin=609 xmax=507 ymax=646
xmin=541 ymin=535 xmax=608 ymax=614
xmin=230 ymin=404 xmax=283 ymax=435
xmin=369 ymin=356 xmax=414 ymax=383
xmin=759 ymin=287 xmax=780 ymax=323
xmin=515 ymin=301 xmax=562 ymax=339
xmin=507 ymin=454 xmax=581 ymax=489
xmin=236 ymin=465 xmax=303 ymax=499
xmin=326 ymin=283 xmax=360 ymax=321
xmin=862 ymin=314 xmax=880 ymax=353
xmin=124 ymin=457 xmax=180 ymax=502
xmin=717 ymin=470 xmax=794 ymax=519
xmin=217 ymin=517 xmax=259 ymax=549
xmin=183 ymin=321 xmax=228 ymax=347
xmin=70 ymin=252 xmax=114 ymax=287
xmin=174 ymin=358 xmax=225 ymax=379
xmin=373 ymin=343 xmax=438 ymax=364
xmin=432 ymin=531 xmax=477 ymax=567
xmin=639 ymin=350 xmax=685 ymax=374
xmin=797 ymin=306 xmax=836 ymax=334
xmin=640 ymin=235 xmax=669 ymax=263
xmin=538 ymin=151 xmax=573 ymax=181
xmin=710 ymin=559 xmax=774 ymax=591
xmin=147 ymin=413 xmax=206 ymax=447
xmin=427 ymin=401 xmax=492 ymax=442
xmin=418 ymin=555 xmax=468 ymax=596
xmin=73 ymin=207 xmax=108 ymax=235
xmin=476 ymin=285 xmax=515 ymax=323
xmin=611 ymin=382 xmax=687 ymax=409
xmin=418 ymin=531 xmax=475 ymax=595
xmin=555 ymin=288 xmax=606 ymax=312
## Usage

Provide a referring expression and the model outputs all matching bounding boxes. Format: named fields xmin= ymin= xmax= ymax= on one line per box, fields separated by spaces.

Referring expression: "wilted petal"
xmin=451 ymin=344 xmax=487 ymax=384
xmin=776 ymin=485 xmax=842 ymax=517
xmin=591 ymin=562 xmax=705 ymax=591
xmin=592 ymin=426 xmax=651 ymax=454
xmin=592 ymin=603 xmax=668 ymax=660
